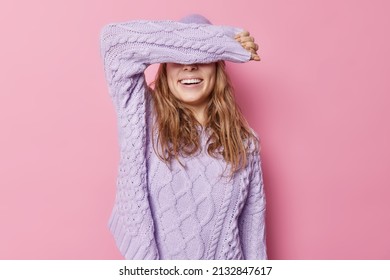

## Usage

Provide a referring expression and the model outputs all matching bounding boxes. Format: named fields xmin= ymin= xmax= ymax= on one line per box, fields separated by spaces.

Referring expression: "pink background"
xmin=1 ymin=0 xmax=389 ymax=259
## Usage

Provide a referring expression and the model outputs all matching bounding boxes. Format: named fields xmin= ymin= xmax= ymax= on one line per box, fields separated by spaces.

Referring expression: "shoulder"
xmin=243 ymin=127 xmax=263 ymax=171
xmin=246 ymin=127 xmax=261 ymax=154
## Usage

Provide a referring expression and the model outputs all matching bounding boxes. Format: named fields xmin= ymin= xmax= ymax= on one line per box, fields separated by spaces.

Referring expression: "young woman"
xmin=100 ymin=14 xmax=266 ymax=260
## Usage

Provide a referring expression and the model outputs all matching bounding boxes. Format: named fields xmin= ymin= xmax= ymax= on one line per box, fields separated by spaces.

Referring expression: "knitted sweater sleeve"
xmin=99 ymin=19 xmax=251 ymax=260
xmin=239 ymin=145 xmax=267 ymax=260
xmin=100 ymin=20 xmax=250 ymax=104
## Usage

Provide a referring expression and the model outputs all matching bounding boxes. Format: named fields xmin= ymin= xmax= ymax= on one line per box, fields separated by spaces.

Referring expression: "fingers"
xmin=237 ymin=36 xmax=254 ymax=43
xmin=235 ymin=31 xmax=255 ymax=44
xmin=235 ymin=30 xmax=261 ymax=61
xmin=234 ymin=30 xmax=249 ymax=39
xmin=241 ymin=41 xmax=258 ymax=51
xmin=251 ymin=53 xmax=261 ymax=61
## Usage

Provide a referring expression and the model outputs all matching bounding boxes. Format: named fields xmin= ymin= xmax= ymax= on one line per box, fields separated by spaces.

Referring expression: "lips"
xmin=179 ymin=78 xmax=203 ymax=85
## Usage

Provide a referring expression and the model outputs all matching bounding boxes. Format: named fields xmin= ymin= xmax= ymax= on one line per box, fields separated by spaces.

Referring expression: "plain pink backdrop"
xmin=1 ymin=0 xmax=389 ymax=259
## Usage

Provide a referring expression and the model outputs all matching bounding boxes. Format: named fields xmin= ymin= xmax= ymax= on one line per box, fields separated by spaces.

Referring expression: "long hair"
xmin=150 ymin=61 xmax=258 ymax=178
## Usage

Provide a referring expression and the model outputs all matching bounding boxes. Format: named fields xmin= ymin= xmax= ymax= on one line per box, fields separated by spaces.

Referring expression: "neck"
xmin=188 ymin=105 xmax=207 ymax=126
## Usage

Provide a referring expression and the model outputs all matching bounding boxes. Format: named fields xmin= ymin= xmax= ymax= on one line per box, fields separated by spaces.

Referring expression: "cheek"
xmin=207 ymin=72 xmax=217 ymax=93
xmin=206 ymin=65 xmax=217 ymax=86
xmin=166 ymin=72 xmax=177 ymax=93
xmin=167 ymin=77 xmax=175 ymax=92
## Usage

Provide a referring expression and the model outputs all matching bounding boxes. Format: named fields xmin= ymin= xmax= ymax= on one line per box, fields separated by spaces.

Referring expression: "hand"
xmin=234 ymin=31 xmax=260 ymax=61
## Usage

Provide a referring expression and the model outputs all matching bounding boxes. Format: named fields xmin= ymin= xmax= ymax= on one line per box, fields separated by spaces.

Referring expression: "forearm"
xmin=100 ymin=19 xmax=250 ymax=65
xmin=100 ymin=20 xmax=250 ymax=89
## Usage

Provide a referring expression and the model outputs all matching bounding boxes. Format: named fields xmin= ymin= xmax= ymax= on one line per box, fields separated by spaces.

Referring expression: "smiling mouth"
xmin=179 ymin=78 xmax=203 ymax=85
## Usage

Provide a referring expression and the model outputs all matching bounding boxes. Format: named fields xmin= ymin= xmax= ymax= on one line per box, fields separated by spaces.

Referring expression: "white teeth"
xmin=180 ymin=79 xmax=202 ymax=85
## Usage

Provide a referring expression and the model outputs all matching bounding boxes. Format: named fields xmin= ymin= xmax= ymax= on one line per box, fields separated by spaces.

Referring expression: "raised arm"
xmin=99 ymin=19 xmax=251 ymax=108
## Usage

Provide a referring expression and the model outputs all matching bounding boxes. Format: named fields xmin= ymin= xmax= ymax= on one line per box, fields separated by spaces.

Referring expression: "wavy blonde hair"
xmin=150 ymin=61 xmax=258 ymax=178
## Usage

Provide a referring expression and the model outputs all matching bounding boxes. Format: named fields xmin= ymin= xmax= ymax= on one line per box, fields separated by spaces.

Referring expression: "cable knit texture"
xmin=99 ymin=19 xmax=267 ymax=260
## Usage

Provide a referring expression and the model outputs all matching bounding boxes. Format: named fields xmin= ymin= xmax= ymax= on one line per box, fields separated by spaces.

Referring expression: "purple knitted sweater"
xmin=99 ymin=18 xmax=267 ymax=260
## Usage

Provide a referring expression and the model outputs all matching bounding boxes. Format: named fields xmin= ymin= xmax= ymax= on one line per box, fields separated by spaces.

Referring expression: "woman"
xmin=100 ymin=14 xmax=266 ymax=260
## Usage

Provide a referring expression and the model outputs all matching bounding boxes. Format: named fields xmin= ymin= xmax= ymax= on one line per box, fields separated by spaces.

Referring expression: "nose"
xmin=183 ymin=64 xmax=198 ymax=71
